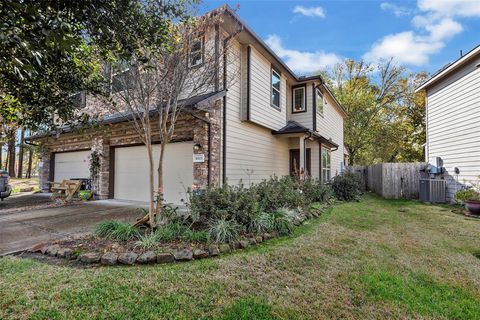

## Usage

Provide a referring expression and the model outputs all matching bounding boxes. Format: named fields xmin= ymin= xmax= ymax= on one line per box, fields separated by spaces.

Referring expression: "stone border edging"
xmin=29 ymin=232 xmax=279 ymax=266
xmin=28 ymin=205 xmax=327 ymax=266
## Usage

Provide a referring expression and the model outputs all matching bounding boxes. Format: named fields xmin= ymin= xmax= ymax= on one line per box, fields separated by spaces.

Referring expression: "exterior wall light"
xmin=193 ymin=143 xmax=203 ymax=153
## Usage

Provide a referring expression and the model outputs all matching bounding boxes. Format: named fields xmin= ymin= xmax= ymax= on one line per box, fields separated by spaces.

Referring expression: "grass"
xmin=1 ymin=194 xmax=480 ymax=319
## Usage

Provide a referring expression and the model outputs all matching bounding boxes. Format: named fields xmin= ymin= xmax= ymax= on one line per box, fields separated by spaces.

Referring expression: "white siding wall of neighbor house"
xmin=248 ymin=46 xmax=287 ymax=131
xmin=316 ymin=89 xmax=345 ymax=177
xmin=426 ymin=56 xmax=480 ymax=201
xmin=224 ymin=41 xmax=289 ymax=186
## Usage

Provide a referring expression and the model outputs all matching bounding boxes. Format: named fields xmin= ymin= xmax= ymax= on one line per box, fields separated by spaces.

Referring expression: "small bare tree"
xmin=100 ymin=8 xmax=240 ymax=227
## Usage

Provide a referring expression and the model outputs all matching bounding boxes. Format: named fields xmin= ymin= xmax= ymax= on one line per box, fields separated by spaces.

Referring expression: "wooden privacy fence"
xmin=346 ymin=163 xmax=428 ymax=200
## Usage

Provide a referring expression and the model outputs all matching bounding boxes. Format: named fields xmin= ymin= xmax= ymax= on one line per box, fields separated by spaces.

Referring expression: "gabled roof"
xmin=415 ymin=44 xmax=480 ymax=92
xmin=26 ymin=91 xmax=226 ymax=140
xmin=272 ymin=121 xmax=339 ymax=149
xmin=220 ymin=5 xmax=347 ymax=116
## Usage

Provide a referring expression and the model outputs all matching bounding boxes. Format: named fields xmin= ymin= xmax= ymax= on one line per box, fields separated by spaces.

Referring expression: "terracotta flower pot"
xmin=465 ymin=200 xmax=480 ymax=216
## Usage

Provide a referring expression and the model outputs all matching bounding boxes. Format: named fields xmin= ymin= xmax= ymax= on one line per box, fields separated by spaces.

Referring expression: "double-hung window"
xmin=189 ymin=35 xmax=204 ymax=68
xmin=315 ymin=88 xmax=324 ymax=116
xmin=292 ymin=86 xmax=306 ymax=112
xmin=321 ymin=146 xmax=331 ymax=183
xmin=271 ymin=68 xmax=281 ymax=109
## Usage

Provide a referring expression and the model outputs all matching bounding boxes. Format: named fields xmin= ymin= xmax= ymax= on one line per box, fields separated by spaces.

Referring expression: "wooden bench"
xmin=48 ymin=180 xmax=82 ymax=201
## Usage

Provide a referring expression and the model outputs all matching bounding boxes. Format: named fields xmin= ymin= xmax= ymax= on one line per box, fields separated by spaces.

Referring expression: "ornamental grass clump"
xmin=208 ymin=218 xmax=241 ymax=243
xmin=94 ymin=220 xmax=141 ymax=241
xmin=270 ymin=209 xmax=294 ymax=235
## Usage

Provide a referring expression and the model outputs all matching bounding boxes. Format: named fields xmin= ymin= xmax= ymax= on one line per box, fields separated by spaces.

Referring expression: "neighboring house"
xmin=28 ymin=5 xmax=346 ymax=205
xmin=416 ymin=44 xmax=480 ymax=201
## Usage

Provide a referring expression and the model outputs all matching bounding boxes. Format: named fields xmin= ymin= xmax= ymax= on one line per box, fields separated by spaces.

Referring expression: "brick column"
xmin=91 ymin=136 xmax=110 ymax=199
xmin=38 ymin=146 xmax=51 ymax=192
xmin=193 ymin=100 xmax=221 ymax=188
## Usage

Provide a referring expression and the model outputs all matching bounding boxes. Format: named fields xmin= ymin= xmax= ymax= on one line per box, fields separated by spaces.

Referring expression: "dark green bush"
xmin=331 ymin=172 xmax=362 ymax=201
xmin=299 ymin=178 xmax=334 ymax=204
xmin=188 ymin=183 xmax=258 ymax=224
xmin=251 ymin=176 xmax=305 ymax=212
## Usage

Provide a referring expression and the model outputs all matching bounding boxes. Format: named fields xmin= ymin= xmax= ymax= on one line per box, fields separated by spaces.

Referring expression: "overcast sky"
xmin=201 ymin=0 xmax=480 ymax=75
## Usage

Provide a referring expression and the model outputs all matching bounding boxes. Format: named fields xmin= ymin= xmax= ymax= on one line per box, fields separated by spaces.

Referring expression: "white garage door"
xmin=54 ymin=151 xmax=90 ymax=182
xmin=114 ymin=142 xmax=193 ymax=205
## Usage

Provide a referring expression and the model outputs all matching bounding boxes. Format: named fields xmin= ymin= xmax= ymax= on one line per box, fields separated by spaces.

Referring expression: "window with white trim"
xmin=189 ymin=35 xmax=204 ymax=67
xmin=316 ymin=88 xmax=324 ymax=116
xmin=292 ymin=87 xmax=305 ymax=112
xmin=321 ymin=146 xmax=331 ymax=183
xmin=271 ymin=69 xmax=281 ymax=109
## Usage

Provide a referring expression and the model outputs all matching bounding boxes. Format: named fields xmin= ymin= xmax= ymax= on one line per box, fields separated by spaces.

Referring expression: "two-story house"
xmin=416 ymin=44 xmax=480 ymax=201
xmin=30 ymin=5 xmax=346 ymax=205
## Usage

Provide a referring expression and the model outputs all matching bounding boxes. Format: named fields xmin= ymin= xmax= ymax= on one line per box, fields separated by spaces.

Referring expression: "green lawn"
xmin=1 ymin=194 xmax=480 ymax=319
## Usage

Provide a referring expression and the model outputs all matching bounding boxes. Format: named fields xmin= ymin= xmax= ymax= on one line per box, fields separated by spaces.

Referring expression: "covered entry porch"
xmin=273 ymin=121 xmax=339 ymax=182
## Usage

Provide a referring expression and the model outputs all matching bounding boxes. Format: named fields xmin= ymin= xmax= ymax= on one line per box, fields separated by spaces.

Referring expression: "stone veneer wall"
xmin=38 ymin=103 xmax=221 ymax=199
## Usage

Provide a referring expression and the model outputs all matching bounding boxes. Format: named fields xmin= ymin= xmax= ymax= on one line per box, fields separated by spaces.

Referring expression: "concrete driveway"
xmin=0 ymin=199 xmax=147 ymax=255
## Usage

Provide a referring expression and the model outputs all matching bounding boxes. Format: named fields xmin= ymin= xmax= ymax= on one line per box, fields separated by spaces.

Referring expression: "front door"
xmin=289 ymin=148 xmax=311 ymax=177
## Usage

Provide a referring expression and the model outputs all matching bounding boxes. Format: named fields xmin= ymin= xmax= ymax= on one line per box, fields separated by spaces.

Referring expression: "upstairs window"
xmin=316 ymin=88 xmax=324 ymax=116
xmin=271 ymin=68 xmax=281 ymax=109
xmin=189 ymin=35 xmax=204 ymax=68
xmin=292 ymin=86 xmax=306 ymax=113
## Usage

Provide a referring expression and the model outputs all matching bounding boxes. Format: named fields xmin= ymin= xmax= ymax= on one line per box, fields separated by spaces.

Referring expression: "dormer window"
xmin=189 ymin=34 xmax=204 ymax=68
xmin=315 ymin=87 xmax=324 ymax=116
xmin=292 ymin=86 xmax=306 ymax=113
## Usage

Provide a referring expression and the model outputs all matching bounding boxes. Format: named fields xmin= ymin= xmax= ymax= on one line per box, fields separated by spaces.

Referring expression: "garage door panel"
xmin=54 ymin=151 xmax=90 ymax=182
xmin=114 ymin=142 xmax=193 ymax=204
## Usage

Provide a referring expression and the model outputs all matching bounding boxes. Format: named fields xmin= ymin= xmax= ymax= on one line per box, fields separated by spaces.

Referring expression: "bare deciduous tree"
xmin=99 ymin=9 xmax=240 ymax=227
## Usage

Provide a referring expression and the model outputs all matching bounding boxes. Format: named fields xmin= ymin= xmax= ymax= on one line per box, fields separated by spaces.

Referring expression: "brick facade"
xmin=37 ymin=103 xmax=222 ymax=199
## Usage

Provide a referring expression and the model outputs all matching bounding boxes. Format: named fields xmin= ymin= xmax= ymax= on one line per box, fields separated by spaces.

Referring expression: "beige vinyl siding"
xmin=288 ymin=83 xmax=314 ymax=129
xmin=248 ymin=46 xmax=287 ymax=130
xmin=224 ymin=40 xmax=289 ymax=185
xmin=426 ymin=56 xmax=480 ymax=201
xmin=316 ymin=89 xmax=345 ymax=178
xmin=307 ymin=140 xmax=320 ymax=180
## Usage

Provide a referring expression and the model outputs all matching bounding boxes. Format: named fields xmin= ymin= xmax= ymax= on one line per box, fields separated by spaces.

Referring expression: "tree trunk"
xmin=147 ymin=145 xmax=156 ymax=227
xmin=155 ymin=143 xmax=166 ymax=218
xmin=17 ymin=129 xmax=24 ymax=178
xmin=0 ymin=143 xmax=3 ymax=171
xmin=133 ymin=144 xmax=156 ymax=228
xmin=26 ymin=148 xmax=33 ymax=178
xmin=7 ymin=129 xmax=16 ymax=177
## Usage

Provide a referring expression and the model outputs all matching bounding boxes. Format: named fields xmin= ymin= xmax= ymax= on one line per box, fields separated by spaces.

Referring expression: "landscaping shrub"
xmin=208 ymin=218 xmax=241 ymax=243
xmin=134 ymin=232 xmax=160 ymax=249
xmin=252 ymin=176 xmax=305 ymax=212
xmin=94 ymin=220 xmax=141 ymax=241
xmin=331 ymin=172 xmax=362 ymax=201
xmin=270 ymin=209 xmax=295 ymax=235
xmin=181 ymin=229 xmax=210 ymax=243
xmin=154 ymin=223 xmax=188 ymax=242
xmin=300 ymin=178 xmax=334 ymax=204
xmin=247 ymin=211 xmax=273 ymax=234
xmin=188 ymin=183 xmax=258 ymax=224
xmin=454 ymin=188 xmax=479 ymax=204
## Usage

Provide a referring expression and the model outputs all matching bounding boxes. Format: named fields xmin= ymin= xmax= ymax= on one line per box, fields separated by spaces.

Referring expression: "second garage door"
xmin=54 ymin=151 xmax=90 ymax=182
xmin=114 ymin=142 xmax=193 ymax=205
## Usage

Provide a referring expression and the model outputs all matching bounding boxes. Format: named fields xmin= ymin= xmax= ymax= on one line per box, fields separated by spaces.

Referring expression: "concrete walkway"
xmin=0 ymin=200 xmax=146 ymax=255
